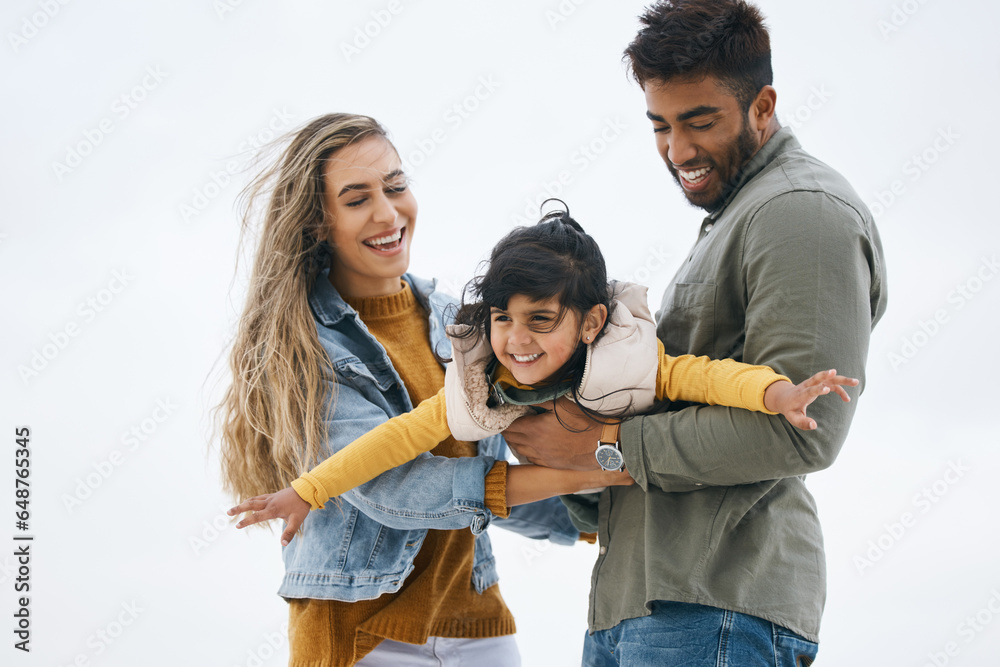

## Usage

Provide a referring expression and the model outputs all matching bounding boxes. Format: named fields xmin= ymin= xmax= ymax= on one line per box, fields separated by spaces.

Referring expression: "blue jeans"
xmin=582 ymin=601 xmax=818 ymax=666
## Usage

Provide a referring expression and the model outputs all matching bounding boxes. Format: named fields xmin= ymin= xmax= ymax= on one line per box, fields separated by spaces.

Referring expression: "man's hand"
xmin=503 ymin=397 xmax=608 ymax=470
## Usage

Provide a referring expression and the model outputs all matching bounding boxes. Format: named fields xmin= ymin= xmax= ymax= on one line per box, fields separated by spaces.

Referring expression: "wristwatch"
xmin=594 ymin=421 xmax=624 ymax=471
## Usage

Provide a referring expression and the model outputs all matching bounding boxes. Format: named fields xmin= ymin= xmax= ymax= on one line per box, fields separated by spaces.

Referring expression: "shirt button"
xmin=599 ymin=546 xmax=607 ymax=555
xmin=704 ymin=223 xmax=714 ymax=231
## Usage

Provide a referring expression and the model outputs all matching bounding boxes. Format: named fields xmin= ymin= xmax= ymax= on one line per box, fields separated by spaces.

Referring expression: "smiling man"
xmin=502 ymin=1 xmax=888 ymax=664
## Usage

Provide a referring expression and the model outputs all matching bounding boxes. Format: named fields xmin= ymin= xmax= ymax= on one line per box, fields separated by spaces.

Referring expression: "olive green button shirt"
xmin=593 ymin=128 xmax=887 ymax=642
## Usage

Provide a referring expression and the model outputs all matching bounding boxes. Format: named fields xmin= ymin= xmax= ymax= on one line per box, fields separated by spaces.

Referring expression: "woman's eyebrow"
xmin=337 ymin=170 xmax=406 ymax=197
xmin=337 ymin=182 xmax=371 ymax=197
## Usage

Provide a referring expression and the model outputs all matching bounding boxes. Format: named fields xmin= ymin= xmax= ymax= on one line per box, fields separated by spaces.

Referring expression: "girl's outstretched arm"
xmin=292 ymin=387 xmax=452 ymax=509
xmin=763 ymin=369 xmax=858 ymax=430
xmin=227 ymin=388 xmax=454 ymax=544
xmin=228 ymin=488 xmax=309 ymax=546
xmin=656 ymin=340 xmax=856 ymax=429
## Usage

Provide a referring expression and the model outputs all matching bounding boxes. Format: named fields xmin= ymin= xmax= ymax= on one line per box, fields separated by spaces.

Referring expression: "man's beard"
xmin=668 ymin=118 xmax=759 ymax=212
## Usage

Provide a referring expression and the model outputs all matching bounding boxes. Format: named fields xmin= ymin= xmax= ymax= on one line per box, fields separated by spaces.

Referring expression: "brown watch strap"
xmin=599 ymin=421 xmax=620 ymax=446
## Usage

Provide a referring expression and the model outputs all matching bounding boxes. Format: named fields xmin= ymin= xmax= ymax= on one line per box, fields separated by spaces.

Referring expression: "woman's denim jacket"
xmin=278 ymin=270 xmax=581 ymax=601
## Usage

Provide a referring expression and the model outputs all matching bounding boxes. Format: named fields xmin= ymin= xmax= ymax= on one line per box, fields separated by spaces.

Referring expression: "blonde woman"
xmin=218 ymin=114 xmax=622 ymax=667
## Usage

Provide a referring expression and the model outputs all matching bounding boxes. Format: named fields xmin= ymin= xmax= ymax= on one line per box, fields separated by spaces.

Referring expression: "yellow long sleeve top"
xmin=291 ymin=339 xmax=789 ymax=511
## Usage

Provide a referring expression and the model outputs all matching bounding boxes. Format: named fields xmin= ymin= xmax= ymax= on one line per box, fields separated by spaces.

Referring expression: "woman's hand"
xmin=598 ymin=469 xmax=635 ymax=488
xmin=763 ymin=369 xmax=859 ymax=430
xmin=228 ymin=487 xmax=311 ymax=546
xmin=505 ymin=464 xmax=634 ymax=507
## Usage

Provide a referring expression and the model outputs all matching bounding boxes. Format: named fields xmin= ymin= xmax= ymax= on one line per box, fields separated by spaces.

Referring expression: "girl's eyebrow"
xmin=490 ymin=305 xmax=559 ymax=314
xmin=337 ymin=169 xmax=405 ymax=197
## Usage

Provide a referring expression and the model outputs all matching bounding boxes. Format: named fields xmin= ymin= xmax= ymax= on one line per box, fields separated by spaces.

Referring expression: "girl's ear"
xmin=581 ymin=304 xmax=608 ymax=343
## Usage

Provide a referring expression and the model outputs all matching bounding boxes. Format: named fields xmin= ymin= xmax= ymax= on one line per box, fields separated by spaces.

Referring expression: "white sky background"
xmin=3 ymin=0 xmax=999 ymax=665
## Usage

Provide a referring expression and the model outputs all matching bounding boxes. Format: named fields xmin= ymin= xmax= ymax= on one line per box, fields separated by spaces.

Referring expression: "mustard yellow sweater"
xmin=286 ymin=283 xmax=514 ymax=667
xmin=292 ymin=339 xmax=788 ymax=511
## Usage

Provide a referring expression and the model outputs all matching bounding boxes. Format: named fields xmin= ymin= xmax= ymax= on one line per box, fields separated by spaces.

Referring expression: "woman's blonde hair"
xmin=218 ymin=113 xmax=392 ymax=500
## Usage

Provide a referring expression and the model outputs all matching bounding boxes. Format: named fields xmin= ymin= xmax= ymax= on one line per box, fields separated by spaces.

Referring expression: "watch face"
xmin=595 ymin=444 xmax=623 ymax=471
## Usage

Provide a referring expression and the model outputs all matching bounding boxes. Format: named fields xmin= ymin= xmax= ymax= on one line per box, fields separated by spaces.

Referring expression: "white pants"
xmin=356 ymin=635 xmax=521 ymax=666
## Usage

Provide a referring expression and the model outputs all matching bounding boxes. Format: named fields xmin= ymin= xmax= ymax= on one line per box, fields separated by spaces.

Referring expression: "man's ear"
xmin=582 ymin=304 xmax=608 ymax=343
xmin=750 ymin=85 xmax=777 ymax=131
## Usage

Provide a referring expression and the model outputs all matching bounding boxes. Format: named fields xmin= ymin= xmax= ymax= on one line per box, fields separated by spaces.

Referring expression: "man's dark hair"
xmin=623 ymin=0 xmax=772 ymax=111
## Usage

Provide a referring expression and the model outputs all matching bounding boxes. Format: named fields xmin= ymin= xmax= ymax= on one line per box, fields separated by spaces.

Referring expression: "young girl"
xmin=230 ymin=204 xmax=856 ymax=544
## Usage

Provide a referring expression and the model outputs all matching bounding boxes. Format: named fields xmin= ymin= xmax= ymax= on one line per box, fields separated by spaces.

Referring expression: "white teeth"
xmin=680 ymin=167 xmax=711 ymax=182
xmin=512 ymin=353 xmax=541 ymax=362
xmin=365 ymin=229 xmax=402 ymax=246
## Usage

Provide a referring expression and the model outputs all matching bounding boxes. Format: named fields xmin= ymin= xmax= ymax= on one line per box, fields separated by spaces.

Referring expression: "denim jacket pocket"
xmin=335 ymin=356 xmax=397 ymax=393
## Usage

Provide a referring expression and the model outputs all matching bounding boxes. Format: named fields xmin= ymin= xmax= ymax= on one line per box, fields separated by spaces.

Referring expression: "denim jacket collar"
xmin=308 ymin=270 xmax=439 ymax=327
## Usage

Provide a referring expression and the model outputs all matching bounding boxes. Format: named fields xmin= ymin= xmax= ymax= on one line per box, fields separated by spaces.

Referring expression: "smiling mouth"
xmin=678 ymin=166 xmax=712 ymax=185
xmin=363 ymin=227 xmax=404 ymax=251
xmin=511 ymin=353 xmax=541 ymax=363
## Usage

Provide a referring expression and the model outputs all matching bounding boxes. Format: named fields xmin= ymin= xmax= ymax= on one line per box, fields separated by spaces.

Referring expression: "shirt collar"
xmin=708 ymin=125 xmax=801 ymax=221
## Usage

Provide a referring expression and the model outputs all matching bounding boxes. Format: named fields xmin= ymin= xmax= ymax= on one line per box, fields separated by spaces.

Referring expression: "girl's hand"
xmin=227 ymin=487 xmax=310 ymax=546
xmin=763 ymin=369 xmax=859 ymax=430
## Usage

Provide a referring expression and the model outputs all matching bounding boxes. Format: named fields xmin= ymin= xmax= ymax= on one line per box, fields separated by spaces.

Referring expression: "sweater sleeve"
xmin=292 ymin=387 xmax=452 ymax=510
xmin=482 ymin=461 xmax=510 ymax=518
xmin=654 ymin=338 xmax=788 ymax=414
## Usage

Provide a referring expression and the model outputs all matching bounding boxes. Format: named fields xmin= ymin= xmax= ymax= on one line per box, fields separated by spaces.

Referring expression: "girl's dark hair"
xmin=453 ymin=201 xmax=617 ymax=424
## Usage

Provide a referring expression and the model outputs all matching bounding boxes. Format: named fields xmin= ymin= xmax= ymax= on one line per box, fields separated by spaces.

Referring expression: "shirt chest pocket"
xmin=659 ymin=282 xmax=717 ymax=358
